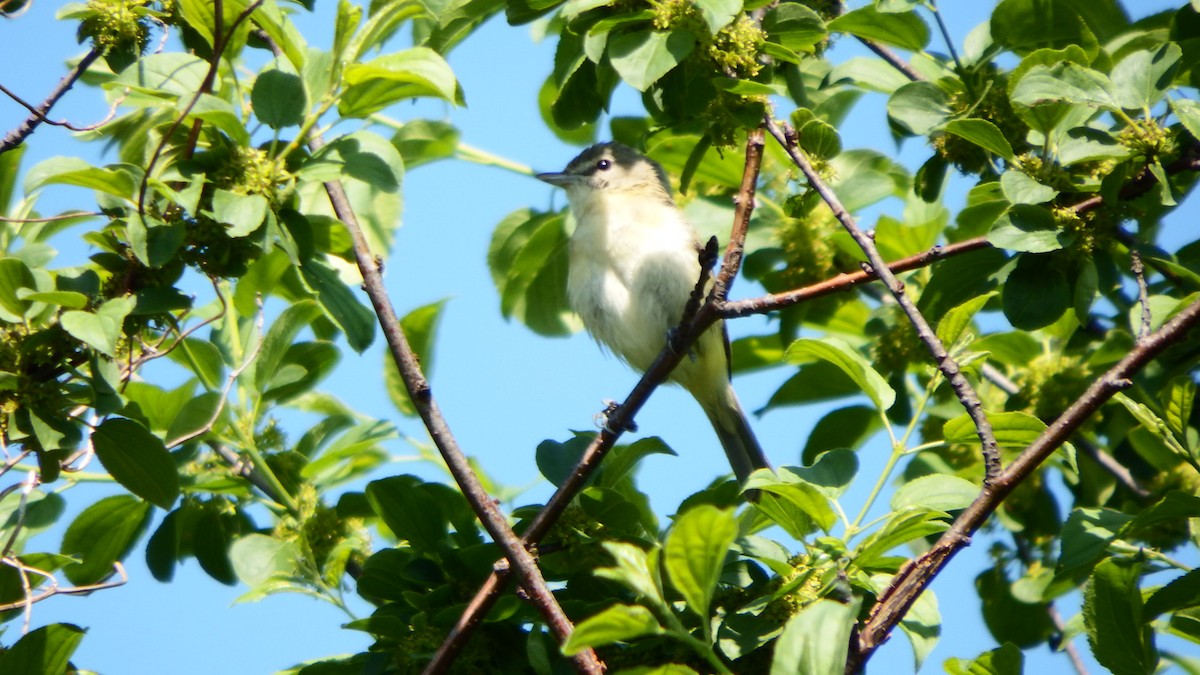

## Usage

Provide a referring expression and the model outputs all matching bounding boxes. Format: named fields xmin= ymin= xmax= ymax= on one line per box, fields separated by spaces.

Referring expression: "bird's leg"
xmin=594 ymin=399 xmax=637 ymax=434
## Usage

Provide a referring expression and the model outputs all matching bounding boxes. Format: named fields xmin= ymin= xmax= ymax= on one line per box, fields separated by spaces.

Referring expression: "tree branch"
xmin=425 ymin=130 xmax=768 ymax=674
xmin=0 ymin=49 xmax=101 ymax=155
xmin=847 ymin=297 xmax=1200 ymax=672
xmin=312 ymin=142 xmax=602 ymax=675
xmin=765 ymin=117 xmax=1003 ymax=484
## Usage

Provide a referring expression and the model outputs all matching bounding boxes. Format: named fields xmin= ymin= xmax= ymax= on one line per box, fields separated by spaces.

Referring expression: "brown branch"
xmin=0 ymin=49 xmax=102 ymax=154
xmin=313 ymin=143 xmax=600 ymax=675
xmin=847 ymin=297 xmax=1200 ymax=672
xmin=0 ymin=560 xmax=129 ymax=612
xmin=766 ymin=117 xmax=1003 ymax=484
xmin=856 ymin=38 xmax=922 ymax=83
xmin=722 ymin=236 xmax=991 ymax=319
xmin=425 ymin=130 xmax=768 ymax=674
xmin=136 ymin=0 xmax=265 ymax=215
xmin=1076 ymin=437 xmax=1150 ymax=500
xmin=713 ymin=127 xmax=765 ymax=300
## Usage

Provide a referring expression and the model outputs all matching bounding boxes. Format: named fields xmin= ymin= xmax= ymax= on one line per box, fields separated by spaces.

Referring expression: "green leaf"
xmin=61 ymin=296 xmax=136 ymax=357
xmin=801 ymin=406 xmax=881 ymax=465
xmin=390 ymin=119 xmax=460 ymax=169
xmin=888 ymin=82 xmax=951 ymax=136
xmin=597 ymin=541 xmax=665 ymax=604
xmin=988 ymin=205 xmax=1065 ymax=253
xmin=1058 ymin=507 xmax=1131 ymax=573
xmin=936 ymin=291 xmax=996 ymax=346
xmin=744 ymin=472 xmax=838 ymax=534
xmin=193 ymin=505 xmax=239 ymax=585
xmin=1123 ymin=491 xmax=1200 ymax=540
xmin=110 ymin=52 xmax=210 ymax=98
xmin=1002 ymin=253 xmax=1070 ymax=330
xmin=664 ymin=504 xmax=736 ymax=619
xmin=942 ymin=119 xmax=1015 ymax=161
xmin=61 ymin=494 xmax=152 ymax=585
xmin=165 ymin=391 xmax=223 ymax=445
xmin=692 ymin=0 xmax=738 ymax=34
xmin=24 ymin=157 xmax=139 ymax=200
xmin=1011 ymin=62 xmax=1119 ymax=111
xmin=891 ymin=474 xmax=978 ymax=512
xmin=977 ymin=566 xmax=1055 ymax=648
xmin=1000 ymin=171 xmax=1059 ymax=205
xmin=990 ymin=0 xmax=1100 ymax=56
xmin=562 ymin=604 xmax=664 ymax=655
xmin=944 ymin=643 xmax=1024 ymax=675
xmin=255 ymin=300 xmax=323 ymax=390
xmin=211 ymin=189 xmax=269 ymax=237
xmin=761 ymin=3 xmax=827 ymax=54
xmin=365 ymin=475 xmax=448 ymax=551
xmin=0 ymin=257 xmax=37 ymax=321
xmin=785 ymin=337 xmax=895 ymax=411
xmin=0 ymin=143 xmax=23 ymax=213
xmin=943 ymin=410 xmax=1049 ymax=449
xmin=1173 ymin=98 xmax=1200 ymax=143
xmin=252 ymin=60 xmax=308 ymax=129
xmin=299 ymin=259 xmax=376 ymax=353
xmin=1162 ymin=377 xmax=1195 ymax=444
xmin=340 ymin=48 xmax=463 ymax=117
xmin=230 ymin=533 xmax=299 ymax=589
xmin=0 ymin=623 xmax=86 ymax=675
xmin=1111 ymin=44 xmax=1181 ymax=111
xmin=1145 ymin=568 xmax=1200 ymax=619
xmin=91 ymin=418 xmax=180 ymax=509
xmin=1085 ymin=558 xmax=1157 ymax=675
xmin=383 ymin=300 xmax=446 ymax=416
xmin=298 ymin=130 xmax=404 ymax=257
xmin=855 ymin=508 xmax=950 ymax=569
xmin=609 ymin=29 xmax=696 ymax=92
xmin=487 ymin=208 xmax=577 ymax=336
xmin=829 ymin=5 xmax=927 ymax=50
xmin=770 ymin=598 xmax=861 ymax=675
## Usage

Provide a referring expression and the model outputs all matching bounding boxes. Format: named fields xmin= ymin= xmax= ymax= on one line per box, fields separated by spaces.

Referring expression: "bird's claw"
xmin=594 ymin=399 xmax=637 ymax=434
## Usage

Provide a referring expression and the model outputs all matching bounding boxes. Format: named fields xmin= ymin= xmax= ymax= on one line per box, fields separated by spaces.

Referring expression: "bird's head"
xmin=537 ymin=142 xmax=673 ymax=204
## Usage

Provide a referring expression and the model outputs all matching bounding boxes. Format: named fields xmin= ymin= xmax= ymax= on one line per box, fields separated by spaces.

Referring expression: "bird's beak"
xmin=536 ymin=171 xmax=578 ymax=187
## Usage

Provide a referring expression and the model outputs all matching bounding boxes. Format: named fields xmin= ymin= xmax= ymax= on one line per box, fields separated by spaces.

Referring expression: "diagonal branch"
xmin=765 ymin=116 xmax=1003 ymax=484
xmin=0 ymin=49 xmax=102 ymax=155
xmin=313 ymin=141 xmax=602 ymax=675
xmin=424 ymin=129 xmax=768 ymax=674
xmin=847 ymin=296 xmax=1200 ymax=672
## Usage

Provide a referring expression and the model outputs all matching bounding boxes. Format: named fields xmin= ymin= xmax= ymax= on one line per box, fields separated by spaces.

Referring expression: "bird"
xmin=537 ymin=142 xmax=771 ymax=484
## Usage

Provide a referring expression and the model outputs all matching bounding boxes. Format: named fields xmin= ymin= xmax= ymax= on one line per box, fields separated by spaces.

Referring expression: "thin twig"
xmin=855 ymin=38 xmax=922 ymax=82
xmin=0 ymin=560 xmax=129 ymax=613
xmin=136 ymin=0 xmax=265 ymax=215
xmin=847 ymin=297 xmax=1200 ymax=672
xmin=312 ymin=135 xmax=601 ymax=674
xmin=425 ymin=130 xmax=768 ymax=675
xmin=1047 ymin=603 xmax=1090 ymax=675
xmin=765 ymin=117 xmax=1003 ymax=484
xmin=1076 ymin=437 xmax=1150 ymax=500
xmin=722 ymin=236 xmax=991 ymax=318
xmin=0 ymin=49 xmax=102 ymax=154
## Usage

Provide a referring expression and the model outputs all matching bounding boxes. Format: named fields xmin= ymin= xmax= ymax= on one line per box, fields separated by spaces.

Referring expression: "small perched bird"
xmin=537 ymin=142 xmax=771 ymax=484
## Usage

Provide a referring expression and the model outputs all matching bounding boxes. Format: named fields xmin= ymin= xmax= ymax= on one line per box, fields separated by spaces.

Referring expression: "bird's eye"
xmin=596 ymin=159 xmax=612 ymax=171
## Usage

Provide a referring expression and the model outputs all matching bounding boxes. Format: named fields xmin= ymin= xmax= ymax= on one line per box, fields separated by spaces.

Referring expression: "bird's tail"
xmin=699 ymin=384 xmax=771 ymax=483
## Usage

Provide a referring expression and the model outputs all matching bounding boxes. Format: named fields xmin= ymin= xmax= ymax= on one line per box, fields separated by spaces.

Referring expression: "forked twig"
xmin=765 ymin=117 xmax=1003 ymax=484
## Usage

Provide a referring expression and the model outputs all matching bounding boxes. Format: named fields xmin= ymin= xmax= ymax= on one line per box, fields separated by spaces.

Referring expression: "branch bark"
xmin=0 ymin=49 xmax=101 ymax=155
xmin=847 ymin=297 xmax=1200 ymax=672
xmin=424 ymin=129 xmax=767 ymax=674
xmin=765 ymin=117 xmax=1003 ymax=483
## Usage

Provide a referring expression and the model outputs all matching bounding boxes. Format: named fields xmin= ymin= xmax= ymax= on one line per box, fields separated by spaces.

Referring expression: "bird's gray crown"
xmin=555 ymin=142 xmax=673 ymax=197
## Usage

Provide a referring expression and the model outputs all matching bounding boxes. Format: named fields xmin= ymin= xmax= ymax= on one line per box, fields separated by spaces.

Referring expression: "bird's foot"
xmin=595 ymin=399 xmax=637 ymax=434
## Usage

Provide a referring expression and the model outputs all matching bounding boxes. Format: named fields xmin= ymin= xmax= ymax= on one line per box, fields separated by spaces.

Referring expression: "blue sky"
xmin=1 ymin=1 xmax=1195 ymax=673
